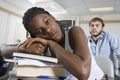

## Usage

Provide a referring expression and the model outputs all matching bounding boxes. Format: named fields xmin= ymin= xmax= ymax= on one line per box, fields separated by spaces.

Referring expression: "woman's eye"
xmin=36 ymin=29 xmax=43 ymax=34
xmin=45 ymin=20 xmax=50 ymax=25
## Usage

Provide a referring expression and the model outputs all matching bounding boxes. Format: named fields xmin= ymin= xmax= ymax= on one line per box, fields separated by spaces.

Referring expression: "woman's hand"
xmin=20 ymin=37 xmax=48 ymax=55
xmin=21 ymin=42 xmax=46 ymax=55
xmin=22 ymin=37 xmax=48 ymax=48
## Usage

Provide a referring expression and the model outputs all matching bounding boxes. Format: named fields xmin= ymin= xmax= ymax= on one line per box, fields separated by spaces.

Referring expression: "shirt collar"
xmin=88 ymin=31 xmax=105 ymax=43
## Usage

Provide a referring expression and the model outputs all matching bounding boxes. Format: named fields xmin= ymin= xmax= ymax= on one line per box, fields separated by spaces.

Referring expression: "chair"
xmin=0 ymin=62 xmax=15 ymax=80
xmin=94 ymin=56 xmax=114 ymax=80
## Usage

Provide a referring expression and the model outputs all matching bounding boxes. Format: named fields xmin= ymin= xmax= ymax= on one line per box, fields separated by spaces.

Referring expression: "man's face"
xmin=89 ymin=21 xmax=103 ymax=37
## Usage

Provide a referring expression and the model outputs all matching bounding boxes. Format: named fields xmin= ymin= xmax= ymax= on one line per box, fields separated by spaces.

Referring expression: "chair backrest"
xmin=94 ymin=56 xmax=114 ymax=78
xmin=0 ymin=62 xmax=14 ymax=80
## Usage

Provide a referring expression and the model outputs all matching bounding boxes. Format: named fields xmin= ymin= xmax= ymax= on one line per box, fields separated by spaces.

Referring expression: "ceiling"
xmin=0 ymin=0 xmax=120 ymax=16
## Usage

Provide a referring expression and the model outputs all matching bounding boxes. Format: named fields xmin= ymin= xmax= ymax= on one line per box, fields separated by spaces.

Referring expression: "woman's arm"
xmin=0 ymin=44 xmax=18 ymax=58
xmin=0 ymin=41 xmax=47 ymax=58
xmin=48 ymin=27 xmax=91 ymax=80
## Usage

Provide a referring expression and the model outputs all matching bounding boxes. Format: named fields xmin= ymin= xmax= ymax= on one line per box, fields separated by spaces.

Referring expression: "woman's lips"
xmin=52 ymin=32 xmax=58 ymax=38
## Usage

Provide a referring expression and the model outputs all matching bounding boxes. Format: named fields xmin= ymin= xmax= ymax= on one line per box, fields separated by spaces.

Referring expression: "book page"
xmin=17 ymin=66 xmax=65 ymax=78
xmin=13 ymin=52 xmax=58 ymax=63
xmin=17 ymin=58 xmax=49 ymax=66
xmin=16 ymin=58 xmax=63 ymax=67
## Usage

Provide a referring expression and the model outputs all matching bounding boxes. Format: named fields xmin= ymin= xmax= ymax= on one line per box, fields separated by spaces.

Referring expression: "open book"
xmin=13 ymin=52 xmax=58 ymax=63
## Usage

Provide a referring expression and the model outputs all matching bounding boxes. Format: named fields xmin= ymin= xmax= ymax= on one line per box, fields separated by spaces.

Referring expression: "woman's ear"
xmin=26 ymin=31 xmax=30 ymax=38
xmin=26 ymin=31 xmax=32 ymax=38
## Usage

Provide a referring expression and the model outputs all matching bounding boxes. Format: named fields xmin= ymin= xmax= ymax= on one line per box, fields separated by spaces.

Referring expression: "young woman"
xmin=0 ymin=7 xmax=104 ymax=80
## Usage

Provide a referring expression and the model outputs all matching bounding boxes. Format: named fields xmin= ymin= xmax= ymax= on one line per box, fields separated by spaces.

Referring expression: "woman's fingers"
xmin=32 ymin=43 xmax=46 ymax=54
xmin=24 ymin=42 xmax=46 ymax=55
xmin=26 ymin=40 xmax=34 ymax=48
xmin=22 ymin=38 xmax=31 ymax=47
xmin=22 ymin=37 xmax=48 ymax=48
xmin=35 ymin=37 xmax=48 ymax=45
xmin=22 ymin=38 xmax=35 ymax=48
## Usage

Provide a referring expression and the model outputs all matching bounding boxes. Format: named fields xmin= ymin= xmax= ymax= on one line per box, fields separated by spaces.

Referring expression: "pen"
xmin=37 ymin=76 xmax=65 ymax=79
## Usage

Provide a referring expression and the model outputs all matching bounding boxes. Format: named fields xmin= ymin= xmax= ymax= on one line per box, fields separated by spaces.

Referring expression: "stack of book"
xmin=13 ymin=52 xmax=65 ymax=79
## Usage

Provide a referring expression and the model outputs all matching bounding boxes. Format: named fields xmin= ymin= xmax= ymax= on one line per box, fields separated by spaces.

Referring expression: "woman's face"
xmin=29 ymin=14 xmax=63 ymax=42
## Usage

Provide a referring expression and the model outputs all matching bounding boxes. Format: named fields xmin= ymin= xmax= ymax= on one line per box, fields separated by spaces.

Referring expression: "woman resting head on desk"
xmin=0 ymin=7 xmax=105 ymax=80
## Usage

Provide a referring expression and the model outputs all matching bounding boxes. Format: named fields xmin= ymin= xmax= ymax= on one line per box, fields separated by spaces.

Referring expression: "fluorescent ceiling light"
xmin=28 ymin=0 xmax=52 ymax=4
xmin=36 ymin=1 xmax=67 ymax=14
xmin=89 ymin=7 xmax=114 ymax=12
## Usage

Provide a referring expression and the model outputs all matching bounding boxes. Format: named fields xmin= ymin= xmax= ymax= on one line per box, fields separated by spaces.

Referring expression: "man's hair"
xmin=22 ymin=7 xmax=50 ymax=38
xmin=89 ymin=17 xmax=105 ymax=27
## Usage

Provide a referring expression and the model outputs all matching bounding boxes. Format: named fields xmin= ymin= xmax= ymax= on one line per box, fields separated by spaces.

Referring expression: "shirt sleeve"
xmin=108 ymin=32 xmax=120 ymax=58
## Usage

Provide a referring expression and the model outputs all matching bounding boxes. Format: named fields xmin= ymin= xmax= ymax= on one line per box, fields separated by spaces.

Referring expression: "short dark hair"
xmin=22 ymin=7 xmax=50 ymax=37
xmin=89 ymin=17 xmax=105 ymax=27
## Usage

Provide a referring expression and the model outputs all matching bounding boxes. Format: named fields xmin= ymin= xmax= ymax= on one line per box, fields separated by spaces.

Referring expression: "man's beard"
xmin=90 ymin=30 xmax=102 ymax=38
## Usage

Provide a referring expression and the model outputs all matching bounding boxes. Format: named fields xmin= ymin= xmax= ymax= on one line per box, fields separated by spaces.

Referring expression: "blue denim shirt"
xmin=88 ymin=31 xmax=120 ymax=74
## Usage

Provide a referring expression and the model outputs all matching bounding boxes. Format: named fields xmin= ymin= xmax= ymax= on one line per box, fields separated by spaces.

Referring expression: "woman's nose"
xmin=46 ymin=28 xmax=52 ymax=36
xmin=46 ymin=28 xmax=51 ymax=33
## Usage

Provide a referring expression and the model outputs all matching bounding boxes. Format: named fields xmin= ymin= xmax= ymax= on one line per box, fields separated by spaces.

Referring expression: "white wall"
xmin=105 ymin=23 xmax=120 ymax=38
xmin=0 ymin=10 xmax=8 ymax=44
xmin=14 ymin=19 xmax=26 ymax=44
xmin=0 ymin=10 xmax=26 ymax=44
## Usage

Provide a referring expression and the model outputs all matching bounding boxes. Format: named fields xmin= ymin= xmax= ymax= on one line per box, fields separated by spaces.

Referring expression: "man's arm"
xmin=108 ymin=32 xmax=120 ymax=58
